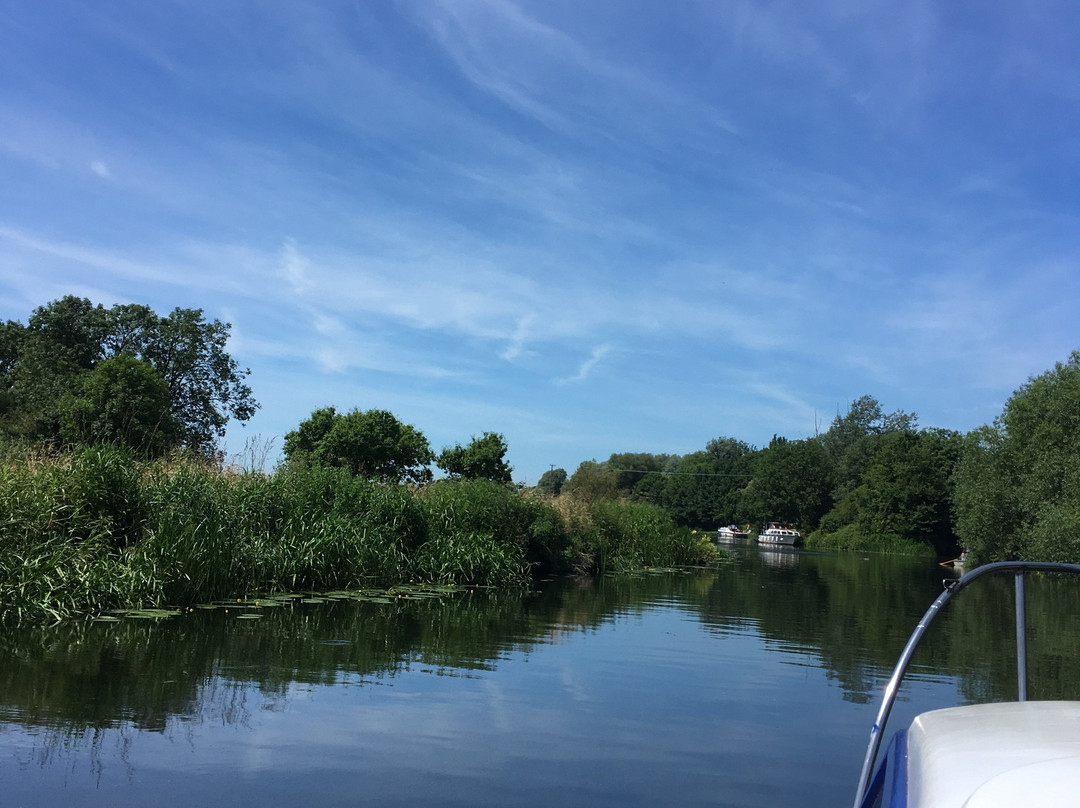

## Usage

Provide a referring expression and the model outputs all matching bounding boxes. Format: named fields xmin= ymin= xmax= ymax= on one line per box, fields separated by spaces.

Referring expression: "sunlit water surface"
xmin=5 ymin=547 xmax=1076 ymax=808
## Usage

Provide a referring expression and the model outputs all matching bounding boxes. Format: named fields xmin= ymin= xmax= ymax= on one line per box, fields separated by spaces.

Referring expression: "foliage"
xmin=803 ymin=523 xmax=936 ymax=557
xmin=436 ymin=431 xmax=513 ymax=483
xmin=737 ymin=436 xmax=832 ymax=531
xmin=58 ymin=356 xmax=178 ymax=457
xmin=954 ymin=352 xmax=1080 ymax=562
xmin=606 ymin=452 xmax=677 ymax=496
xmin=823 ymin=395 xmax=918 ymax=500
xmin=563 ymin=459 xmax=620 ymax=502
xmin=284 ymin=407 xmax=435 ymax=485
xmin=661 ymin=438 xmax=753 ymax=528
xmin=535 ymin=467 xmax=568 ymax=497
xmin=813 ymin=429 xmax=962 ymax=554
xmin=415 ymin=478 xmax=568 ymax=583
xmin=578 ymin=499 xmax=705 ymax=573
xmin=1 ymin=296 xmax=256 ymax=455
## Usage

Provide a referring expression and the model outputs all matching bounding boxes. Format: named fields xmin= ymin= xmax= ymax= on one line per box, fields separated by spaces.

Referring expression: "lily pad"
xmin=125 ymin=608 xmax=182 ymax=619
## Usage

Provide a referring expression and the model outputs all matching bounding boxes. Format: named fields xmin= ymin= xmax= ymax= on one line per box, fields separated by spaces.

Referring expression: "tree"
xmin=9 ymin=296 xmax=109 ymax=439
xmin=437 ymin=432 xmax=513 ymax=483
xmin=284 ymin=407 xmax=434 ymax=485
xmin=563 ymin=460 xmax=619 ymax=502
xmin=3 ymin=296 xmax=257 ymax=455
xmin=606 ymin=452 xmax=675 ymax=497
xmin=0 ymin=319 xmax=25 ymax=429
xmin=140 ymin=306 xmax=257 ymax=455
xmin=535 ymin=468 xmax=568 ymax=497
xmin=823 ymin=395 xmax=918 ymax=499
xmin=848 ymin=429 xmax=962 ymax=552
xmin=57 ymin=355 xmax=178 ymax=457
xmin=662 ymin=451 xmax=725 ymax=527
xmin=737 ymin=436 xmax=832 ymax=531
xmin=954 ymin=352 xmax=1080 ymax=562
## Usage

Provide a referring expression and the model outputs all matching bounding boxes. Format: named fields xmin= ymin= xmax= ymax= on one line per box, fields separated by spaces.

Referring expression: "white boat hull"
xmin=909 ymin=702 xmax=1080 ymax=808
xmin=756 ymin=523 xmax=801 ymax=545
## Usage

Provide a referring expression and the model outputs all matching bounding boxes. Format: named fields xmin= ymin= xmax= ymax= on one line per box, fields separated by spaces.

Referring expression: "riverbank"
xmin=0 ymin=445 xmax=713 ymax=622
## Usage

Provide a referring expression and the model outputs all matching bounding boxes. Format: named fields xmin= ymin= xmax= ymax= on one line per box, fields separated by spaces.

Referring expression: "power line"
xmin=613 ymin=469 xmax=753 ymax=478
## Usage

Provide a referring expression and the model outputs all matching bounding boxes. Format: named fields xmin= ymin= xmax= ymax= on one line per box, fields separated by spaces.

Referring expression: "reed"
xmin=551 ymin=495 xmax=706 ymax=574
xmin=1 ymin=446 xmax=707 ymax=623
xmin=414 ymin=479 xmax=569 ymax=586
xmin=804 ymin=524 xmax=936 ymax=556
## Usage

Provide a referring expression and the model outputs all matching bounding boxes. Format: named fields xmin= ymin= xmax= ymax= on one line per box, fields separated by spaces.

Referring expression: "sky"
xmin=2 ymin=1 xmax=1079 ymax=484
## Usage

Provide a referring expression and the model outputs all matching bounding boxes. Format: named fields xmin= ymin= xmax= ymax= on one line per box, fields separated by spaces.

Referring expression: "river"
xmin=3 ymin=545 xmax=1079 ymax=808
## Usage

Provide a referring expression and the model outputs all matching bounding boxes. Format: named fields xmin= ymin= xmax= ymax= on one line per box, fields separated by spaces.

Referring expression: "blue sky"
xmin=2 ymin=1 xmax=1079 ymax=484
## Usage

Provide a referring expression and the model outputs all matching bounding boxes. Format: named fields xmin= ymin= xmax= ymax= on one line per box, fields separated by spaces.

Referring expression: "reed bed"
xmin=0 ymin=445 xmax=709 ymax=622
xmin=804 ymin=524 xmax=936 ymax=556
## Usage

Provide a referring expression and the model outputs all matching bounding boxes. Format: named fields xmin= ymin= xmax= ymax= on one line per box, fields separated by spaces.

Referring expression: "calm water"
xmin=4 ymin=547 xmax=1080 ymax=808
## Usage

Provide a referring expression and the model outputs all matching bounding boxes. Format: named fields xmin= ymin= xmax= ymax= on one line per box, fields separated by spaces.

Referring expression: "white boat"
xmin=853 ymin=560 xmax=1080 ymax=808
xmin=756 ymin=521 xmax=801 ymax=546
xmin=716 ymin=524 xmax=750 ymax=541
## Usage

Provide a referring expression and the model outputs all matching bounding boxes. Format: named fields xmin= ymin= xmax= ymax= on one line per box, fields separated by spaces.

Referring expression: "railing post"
xmin=1015 ymin=570 xmax=1028 ymax=702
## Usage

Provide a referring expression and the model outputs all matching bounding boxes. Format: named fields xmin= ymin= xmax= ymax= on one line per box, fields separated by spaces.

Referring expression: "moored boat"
xmin=757 ymin=521 xmax=801 ymax=546
xmin=853 ymin=561 xmax=1080 ymax=808
xmin=717 ymin=524 xmax=751 ymax=542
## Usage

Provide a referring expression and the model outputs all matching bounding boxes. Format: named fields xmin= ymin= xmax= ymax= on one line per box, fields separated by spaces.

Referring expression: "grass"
xmin=804 ymin=523 xmax=937 ymax=557
xmin=0 ymin=445 xmax=708 ymax=623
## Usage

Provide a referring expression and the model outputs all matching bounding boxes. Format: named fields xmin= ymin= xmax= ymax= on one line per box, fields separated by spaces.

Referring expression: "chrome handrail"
xmin=852 ymin=560 xmax=1080 ymax=808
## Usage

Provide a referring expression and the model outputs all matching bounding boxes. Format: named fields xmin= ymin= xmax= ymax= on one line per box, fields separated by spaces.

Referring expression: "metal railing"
xmin=852 ymin=560 xmax=1080 ymax=808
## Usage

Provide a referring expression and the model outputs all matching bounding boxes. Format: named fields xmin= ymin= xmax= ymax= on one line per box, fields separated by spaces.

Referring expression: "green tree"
xmin=535 ymin=467 xmax=568 ymax=497
xmin=0 ymin=319 xmax=26 ymax=431
xmin=3 ymin=296 xmax=257 ymax=455
xmin=606 ymin=452 xmax=676 ymax=497
xmin=140 ymin=306 xmax=257 ymax=454
xmin=954 ymin=352 xmax=1080 ymax=562
xmin=563 ymin=460 xmax=619 ymax=502
xmin=848 ymin=429 xmax=961 ymax=552
xmin=437 ymin=432 xmax=513 ymax=483
xmin=823 ymin=395 xmax=918 ymax=500
xmin=662 ymin=451 xmax=724 ymax=527
xmin=9 ymin=296 xmax=109 ymax=440
xmin=737 ymin=436 xmax=832 ymax=531
xmin=284 ymin=407 xmax=434 ymax=485
xmin=58 ymin=356 xmax=178 ymax=457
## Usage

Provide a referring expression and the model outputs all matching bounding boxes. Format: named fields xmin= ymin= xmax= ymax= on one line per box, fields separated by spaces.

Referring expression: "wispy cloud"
xmin=279 ymin=238 xmax=311 ymax=294
xmin=500 ymin=313 xmax=535 ymax=361
xmin=557 ymin=344 xmax=611 ymax=385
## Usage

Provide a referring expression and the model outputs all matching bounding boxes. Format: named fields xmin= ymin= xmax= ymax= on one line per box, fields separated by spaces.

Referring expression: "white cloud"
xmin=90 ymin=160 xmax=112 ymax=179
xmin=279 ymin=238 xmax=311 ymax=294
xmin=557 ymin=344 xmax=611 ymax=385
xmin=499 ymin=314 xmax=535 ymax=361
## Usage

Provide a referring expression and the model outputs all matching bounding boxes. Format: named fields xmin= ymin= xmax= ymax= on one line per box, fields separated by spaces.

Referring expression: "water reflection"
xmin=3 ymin=551 xmax=1080 ymax=808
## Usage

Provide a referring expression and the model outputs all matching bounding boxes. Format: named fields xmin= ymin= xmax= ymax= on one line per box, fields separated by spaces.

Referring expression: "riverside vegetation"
xmin=4 ymin=295 xmax=1080 ymax=622
xmin=0 ymin=444 xmax=711 ymax=623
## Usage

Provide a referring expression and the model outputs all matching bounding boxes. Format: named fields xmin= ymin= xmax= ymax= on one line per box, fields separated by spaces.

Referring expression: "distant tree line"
xmin=543 ymin=353 xmax=1080 ymax=563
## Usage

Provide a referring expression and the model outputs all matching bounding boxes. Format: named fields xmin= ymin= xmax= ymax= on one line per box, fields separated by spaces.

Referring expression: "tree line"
xmin=5 ymin=295 xmax=1080 ymax=565
xmin=538 ymin=360 xmax=1080 ymax=564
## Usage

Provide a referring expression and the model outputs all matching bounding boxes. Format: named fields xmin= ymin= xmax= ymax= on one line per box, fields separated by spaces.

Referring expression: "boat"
xmin=853 ymin=560 xmax=1080 ymax=808
xmin=756 ymin=521 xmax=801 ymax=546
xmin=716 ymin=524 xmax=751 ymax=542
xmin=938 ymin=548 xmax=969 ymax=570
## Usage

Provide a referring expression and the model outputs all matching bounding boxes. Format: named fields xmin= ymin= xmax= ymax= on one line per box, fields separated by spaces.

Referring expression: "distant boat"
xmin=757 ymin=522 xmax=801 ymax=546
xmin=717 ymin=524 xmax=751 ymax=542
xmin=939 ymin=549 xmax=970 ymax=570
